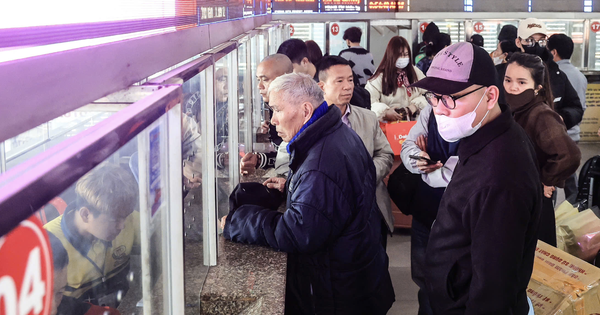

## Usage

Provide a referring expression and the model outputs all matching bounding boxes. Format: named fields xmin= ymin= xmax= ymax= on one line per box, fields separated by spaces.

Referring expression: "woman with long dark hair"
xmin=365 ymin=36 xmax=427 ymax=122
xmin=504 ymin=52 xmax=581 ymax=246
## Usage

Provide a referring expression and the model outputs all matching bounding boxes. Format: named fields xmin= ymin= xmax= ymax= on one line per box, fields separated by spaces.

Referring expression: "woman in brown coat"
xmin=504 ymin=52 xmax=581 ymax=246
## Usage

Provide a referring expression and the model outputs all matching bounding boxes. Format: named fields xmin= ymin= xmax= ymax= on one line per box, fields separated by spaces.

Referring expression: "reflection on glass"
xmin=39 ymin=126 xmax=168 ymax=315
xmin=180 ymin=69 xmax=208 ymax=313
xmin=3 ymin=110 xmax=113 ymax=172
xmin=238 ymin=43 xmax=249 ymax=166
xmin=215 ymin=56 xmax=232 ymax=220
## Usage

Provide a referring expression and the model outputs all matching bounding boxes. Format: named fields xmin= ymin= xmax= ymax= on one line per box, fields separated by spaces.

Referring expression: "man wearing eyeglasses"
xmin=497 ymin=18 xmax=583 ymax=132
xmin=410 ymin=42 xmax=542 ymax=314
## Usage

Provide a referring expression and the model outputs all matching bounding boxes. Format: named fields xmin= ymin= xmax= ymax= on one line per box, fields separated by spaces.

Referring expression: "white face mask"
xmin=493 ymin=56 xmax=503 ymax=66
xmin=396 ymin=57 xmax=410 ymax=69
xmin=434 ymin=87 xmax=490 ymax=143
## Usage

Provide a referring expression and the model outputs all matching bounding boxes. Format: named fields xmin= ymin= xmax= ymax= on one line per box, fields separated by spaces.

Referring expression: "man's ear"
xmin=301 ymin=102 xmax=315 ymax=123
xmin=486 ymin=86 xmax=500 ymax=109
xmin=301 ymin=57 xmax=310 ymax=67
xmin=318 ymin=81 xmax=325 ymax=91
xmin=79 ymin=207 xmax=92 ymax=223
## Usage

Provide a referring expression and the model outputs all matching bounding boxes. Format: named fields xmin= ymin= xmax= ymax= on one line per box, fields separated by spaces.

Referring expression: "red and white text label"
xmin=0 ymin=216 xmax=53 ymax=315
xmin=474 ymin=22 xmax=484 ymax=33
xmin=419 ymin=22 xmax=429 ymax=33
xmin=592 ymin=22 xmax=600 ymax=33
xmin=289 ymin=25 xmax=295 ymax=36
xmin=330 ymin=23 xmax=340 ymax=36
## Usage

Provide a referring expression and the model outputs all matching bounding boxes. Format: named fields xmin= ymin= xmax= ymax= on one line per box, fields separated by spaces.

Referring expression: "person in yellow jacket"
xmin=45 ymin=163 xmax=139 ymax=314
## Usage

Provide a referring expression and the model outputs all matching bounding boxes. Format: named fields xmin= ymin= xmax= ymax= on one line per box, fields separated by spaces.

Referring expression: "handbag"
xmin=387 ymin=162 xmax=420 ymax=216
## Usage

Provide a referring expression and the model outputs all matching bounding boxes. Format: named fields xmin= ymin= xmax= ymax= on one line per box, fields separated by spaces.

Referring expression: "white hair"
xmin=267 ymin=73 xmax=325 ymax=108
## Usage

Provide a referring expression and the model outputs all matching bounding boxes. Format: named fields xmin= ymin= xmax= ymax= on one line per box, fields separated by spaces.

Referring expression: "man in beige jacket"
xmin=317 ymin=56 xmax=395 ymax=246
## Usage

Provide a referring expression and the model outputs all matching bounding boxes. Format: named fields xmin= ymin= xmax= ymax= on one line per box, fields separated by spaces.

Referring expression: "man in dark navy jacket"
xmin=411 ymin=42 xmax=542 ymax=314
xmin=221 ymin=73 xmax=395 ymax=315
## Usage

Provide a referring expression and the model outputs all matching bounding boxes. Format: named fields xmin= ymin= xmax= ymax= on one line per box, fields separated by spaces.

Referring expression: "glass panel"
xmin=544 ymin=20 xmax=585 ymax=69
xmin=290 ymin=23 xmax=326 ymax=54
xmin=238 ymin=43 xmax=251 ymax=166
xmin=27 ymin=117 xmax=173 ymax=315
xmin=250 ymin=35 xmax=262 ymax=140
xmin=328 ymin=22 xmax=369 ymax=56
xmin=214 ymin=54 xmax=232 ymax=222
xmin=180 ymin=68 xmax=209 ymax=313
xmin=1 ymin=87 xmax=164 ymax=172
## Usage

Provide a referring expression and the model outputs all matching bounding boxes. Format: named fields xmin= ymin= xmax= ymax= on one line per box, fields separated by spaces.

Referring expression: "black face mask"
xmin=522 ymin=43 xmax=547 ymax=58
xmin=504 ymin=88 xmax=536 ymax=111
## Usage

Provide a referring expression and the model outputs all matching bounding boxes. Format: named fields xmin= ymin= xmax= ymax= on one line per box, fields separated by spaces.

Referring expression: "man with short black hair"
xmin=277 ymin=39 xmax=317 ymax=80
xmin=547 ymin=33 xmax=587 ymax=204
xmin=411 ymin=42 xmax=542 ymax=314
xmin=339 ymin=26 xmax=376 ymax=87
xmin=317 ymin=55 xmax=394 ymax=246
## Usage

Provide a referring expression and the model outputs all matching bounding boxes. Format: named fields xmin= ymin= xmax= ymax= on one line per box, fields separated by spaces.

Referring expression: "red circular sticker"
xmin=474 ymin=22 xmax=485 ymax=33
xmin=289 ymin=25 xmax=295 ymax=36
xmin=592 ymin=22 xmax=600 ymax=33
xmin=0 ymin=216 xmax=53 ymax=315
xmin=331 ymin=23 xmax=340 ymax=36
xmin=419 ymin=22 xmax=429 ymax=33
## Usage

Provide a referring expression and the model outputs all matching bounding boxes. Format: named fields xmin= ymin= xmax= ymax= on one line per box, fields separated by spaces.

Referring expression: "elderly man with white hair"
xmin=221 ymin=73 xmax=395 ymax=315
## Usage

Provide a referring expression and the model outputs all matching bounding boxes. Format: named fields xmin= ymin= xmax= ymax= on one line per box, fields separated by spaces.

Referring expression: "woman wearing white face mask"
xmin=365 ymin=36 xmax=428 ymax=122
xmin=504 ymin=52 xmax=581 ymax=247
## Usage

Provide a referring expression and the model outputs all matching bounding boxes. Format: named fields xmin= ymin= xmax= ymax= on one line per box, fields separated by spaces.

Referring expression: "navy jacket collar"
xmin=458 ymin=104 xmax=513 ymax=165
xmin=288 ymin=104 xmax=343 ymax=170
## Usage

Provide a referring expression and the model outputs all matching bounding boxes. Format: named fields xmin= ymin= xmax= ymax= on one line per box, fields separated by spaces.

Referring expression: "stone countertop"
xmin=200 ymin=236 xmax=287 ymax=315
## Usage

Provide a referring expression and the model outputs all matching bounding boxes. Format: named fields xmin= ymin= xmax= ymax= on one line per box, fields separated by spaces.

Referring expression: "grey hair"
xmin=267 ymin=73 xmax=325 ymax=108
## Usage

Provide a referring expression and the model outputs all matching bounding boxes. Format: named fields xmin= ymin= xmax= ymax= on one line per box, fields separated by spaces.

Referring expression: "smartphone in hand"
xmin=409 ymin=154 xmax=438 ymax=165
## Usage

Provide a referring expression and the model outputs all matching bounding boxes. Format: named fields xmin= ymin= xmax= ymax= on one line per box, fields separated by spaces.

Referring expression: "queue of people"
xmin=223 ymin=18 xmax=584 ymax=315
xmin=43 ymin=20 xmax=584 ymax=315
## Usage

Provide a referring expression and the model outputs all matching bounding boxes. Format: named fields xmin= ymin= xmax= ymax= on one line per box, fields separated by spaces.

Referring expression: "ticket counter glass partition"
xmin=0 ymin=85 xmax=186 ymax=315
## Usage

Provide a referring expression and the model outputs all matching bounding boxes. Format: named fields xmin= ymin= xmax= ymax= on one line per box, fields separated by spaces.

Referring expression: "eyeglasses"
xmin=424 ymin=86 xmax=485 ymax=110
xmin=520 ymin=37 xmax=547 ymax=48
xmin=398 ymin=52 xmax=410 ymax=58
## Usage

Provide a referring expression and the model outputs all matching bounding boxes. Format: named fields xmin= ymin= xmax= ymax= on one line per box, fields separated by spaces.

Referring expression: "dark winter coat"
xmin=224 ymin=104 xmax=395 ymax=315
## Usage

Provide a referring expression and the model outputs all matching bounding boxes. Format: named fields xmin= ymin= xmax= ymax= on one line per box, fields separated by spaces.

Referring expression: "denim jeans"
xmin=411 ymin=219 xmax=434 ymax=315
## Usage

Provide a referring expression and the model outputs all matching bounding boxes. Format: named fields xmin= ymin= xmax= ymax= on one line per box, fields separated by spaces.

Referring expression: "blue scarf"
xmin=286 ymin=101 xmax=329 ymax=154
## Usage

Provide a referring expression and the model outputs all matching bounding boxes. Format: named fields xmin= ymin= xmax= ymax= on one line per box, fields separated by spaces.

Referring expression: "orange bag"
xmin=380 ymin=121 xmax=417 ymax=155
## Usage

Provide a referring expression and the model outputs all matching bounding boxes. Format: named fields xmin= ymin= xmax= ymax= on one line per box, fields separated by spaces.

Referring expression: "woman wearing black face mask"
xmin=504 ymin=52 xmax=581 ymax=247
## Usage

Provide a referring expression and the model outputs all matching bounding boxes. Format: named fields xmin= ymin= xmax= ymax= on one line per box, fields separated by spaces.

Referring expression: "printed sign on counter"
xmin=581 ymin=83 xmax=600 ymax=142
xmin=0 ymin=216 xmax=53 ymax=315
xmin=528 ymin=240 xmax=600 ymax=314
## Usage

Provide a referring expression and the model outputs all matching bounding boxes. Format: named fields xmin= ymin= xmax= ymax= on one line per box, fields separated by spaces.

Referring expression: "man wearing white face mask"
xmin=410 ymin=42 xmax=542 ymax=314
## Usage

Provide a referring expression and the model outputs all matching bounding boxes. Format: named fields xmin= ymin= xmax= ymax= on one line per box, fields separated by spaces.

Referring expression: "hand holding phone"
xmin=409 ymin=154 xmax=437 ymax=165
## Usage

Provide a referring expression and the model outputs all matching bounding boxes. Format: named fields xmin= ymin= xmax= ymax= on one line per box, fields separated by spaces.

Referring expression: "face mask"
xmin=523 ymin=43 xmax=547 ymax=58
xmin=504 ymin=88 xmax=536 ymax=111
xmin=434 ymin=88 xmax=490 ymax=142
xmin=396 ymin=57 xmax=410 ymax=69
xmin=493 ymin=56 xmax=503 ymax=66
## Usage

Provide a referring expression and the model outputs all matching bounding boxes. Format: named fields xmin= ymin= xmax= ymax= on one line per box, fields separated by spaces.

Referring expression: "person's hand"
xmin=240 ymin=152 xmax=258 ymax=175
xmin=257 ymin=122 xmax=270 ymax=134
xmin=416 ymin=135 xmax=428 ymax=152
xmin=263 ymin=177 xmax=286 ymax=193
xmin=183 ymin=157 xmax=202 ymax=189
xmin=416 ymin=151 xmax=443 ymax=174
xmin=220 ymin=215 xmax=227 ymax=230
xmin=543 ymin=185 xmax=556 ymax=198
xmin=383 ymin=108 xmax=404 ymax=122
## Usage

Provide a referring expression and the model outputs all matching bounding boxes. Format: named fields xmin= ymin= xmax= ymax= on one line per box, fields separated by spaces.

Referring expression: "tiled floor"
xmin=384 ymin=142 xmax=600 ymax=315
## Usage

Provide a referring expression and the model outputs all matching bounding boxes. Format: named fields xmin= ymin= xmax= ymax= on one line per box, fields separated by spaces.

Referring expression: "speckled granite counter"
xmin=200 ymin=236 xmax=287 ymax=315
xmin=198 ymin=169 xmax=287 ymax=315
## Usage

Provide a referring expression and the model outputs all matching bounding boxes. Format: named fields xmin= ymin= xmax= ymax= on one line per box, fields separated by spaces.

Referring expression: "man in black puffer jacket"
xmin=497 ymin=18 xmax=584 ymax=130
xmin=222 ymin=73 xmax=395 ymax=315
